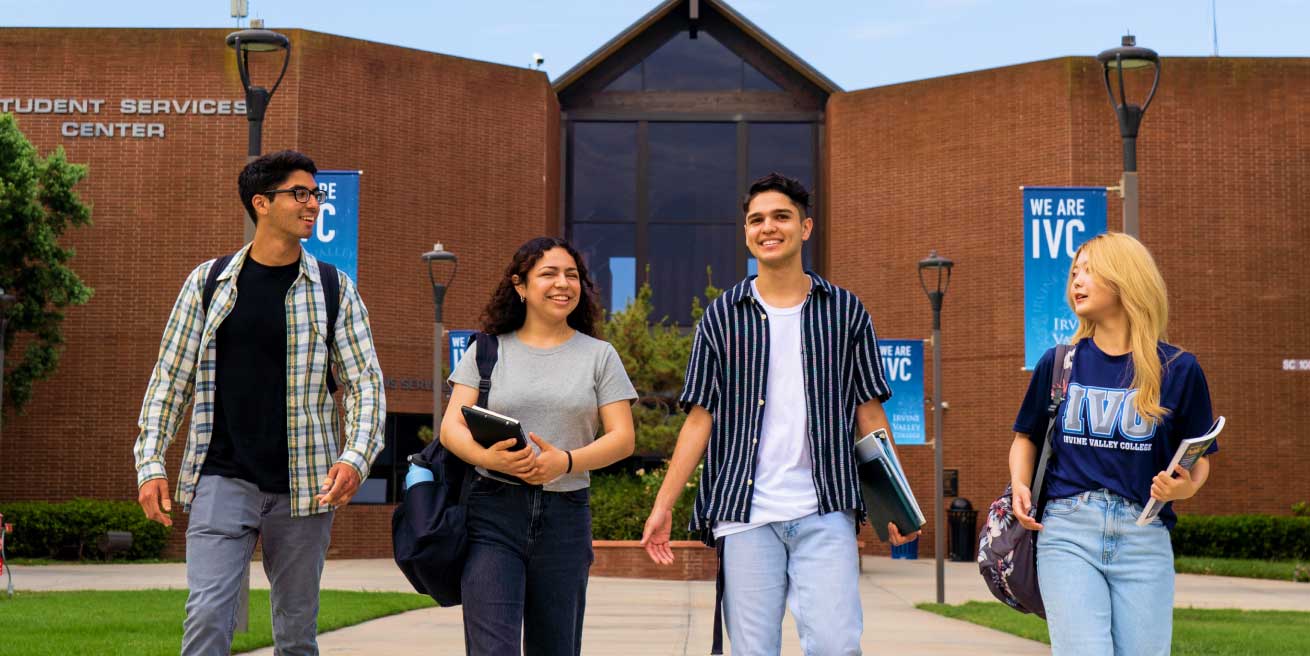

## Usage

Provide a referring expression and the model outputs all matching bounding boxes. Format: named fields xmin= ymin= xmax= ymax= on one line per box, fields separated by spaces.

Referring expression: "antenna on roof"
xmin=1211 ymin=0 xmax=1220 ymax=56
xmin=230 ymin=0 xmax=248 ymax=28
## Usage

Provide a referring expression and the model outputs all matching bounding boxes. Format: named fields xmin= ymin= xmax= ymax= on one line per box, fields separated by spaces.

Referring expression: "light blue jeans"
xmin=722 ymin=510 xmax=862 ymax=656
xmin=1037 ymin=489 xmax=1174 ymax=656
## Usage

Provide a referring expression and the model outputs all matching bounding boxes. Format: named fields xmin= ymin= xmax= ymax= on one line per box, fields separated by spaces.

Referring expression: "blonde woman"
xmin=1008 ymin=232 xmax=1216 ymax=655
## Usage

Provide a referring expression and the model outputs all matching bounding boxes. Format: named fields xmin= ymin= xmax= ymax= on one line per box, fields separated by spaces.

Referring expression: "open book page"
xmin=1136 ymin=416 xmax=1226 ymax=526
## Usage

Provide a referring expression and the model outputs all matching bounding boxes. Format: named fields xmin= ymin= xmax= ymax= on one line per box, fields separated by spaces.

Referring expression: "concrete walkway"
xmin=13 ymin=557 xmax=1310 ymax=654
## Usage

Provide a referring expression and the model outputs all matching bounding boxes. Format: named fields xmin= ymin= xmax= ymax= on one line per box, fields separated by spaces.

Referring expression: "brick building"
xmin=1 ymin=0 xmax=1306 ymax=561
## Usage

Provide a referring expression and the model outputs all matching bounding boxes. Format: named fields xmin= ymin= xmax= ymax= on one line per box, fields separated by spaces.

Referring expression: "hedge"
xmin=590 ymin=468 xmax=700 ymax=541
xmin=0 ymin=499 xmax=171 ymax=560
xmin=1172 ymin=514 xmax=1310 ymax=561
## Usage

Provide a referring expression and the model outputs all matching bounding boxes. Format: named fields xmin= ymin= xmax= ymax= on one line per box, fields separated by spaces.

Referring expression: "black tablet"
xmin=460 ymin=405 xmax=530 ymax=452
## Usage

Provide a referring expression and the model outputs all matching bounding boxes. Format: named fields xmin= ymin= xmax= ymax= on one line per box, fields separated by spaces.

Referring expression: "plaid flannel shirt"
xmin=133 ymin=244 xmax=386 ymax=517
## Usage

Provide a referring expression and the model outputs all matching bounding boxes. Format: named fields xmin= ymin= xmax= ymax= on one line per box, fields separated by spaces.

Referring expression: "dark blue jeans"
xmin=461 ymin=474 xmax=594 ymax=656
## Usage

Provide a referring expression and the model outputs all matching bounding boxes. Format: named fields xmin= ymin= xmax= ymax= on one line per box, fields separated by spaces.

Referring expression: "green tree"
xmin=602 ymin=267 xmax=721 ymax=457
xmin=0 ymin=113 xmax=94 ymax=414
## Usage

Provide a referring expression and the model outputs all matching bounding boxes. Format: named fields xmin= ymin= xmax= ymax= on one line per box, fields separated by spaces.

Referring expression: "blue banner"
xmin=449 ymin=329 xmax=476 ymax=373
xmin=878 ymin=339 xmax=925 ymax=446
xmin=302 ymin=170 xmax=360 ymax=282
xmin=1023 ymin=187 xmax=1107 ymax=369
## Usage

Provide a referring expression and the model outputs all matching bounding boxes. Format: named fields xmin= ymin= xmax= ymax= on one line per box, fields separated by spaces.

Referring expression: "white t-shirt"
xmin=714 ymin=281 xmax=820 ymax=539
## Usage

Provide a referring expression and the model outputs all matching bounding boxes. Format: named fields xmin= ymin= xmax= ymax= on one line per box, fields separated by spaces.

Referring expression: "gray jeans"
xmin=182 ymin=475 xmax=334 ymax=656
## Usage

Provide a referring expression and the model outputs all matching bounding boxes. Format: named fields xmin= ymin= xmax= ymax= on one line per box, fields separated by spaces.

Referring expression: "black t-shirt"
xmin=200 ymin=256 xmax=301 ymax=493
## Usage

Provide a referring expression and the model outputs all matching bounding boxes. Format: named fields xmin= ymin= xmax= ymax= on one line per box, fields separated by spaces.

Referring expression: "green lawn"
xmin=0 ymin=589 xmax=435 ymax=655
xmin=1175 ymin=556 xmax=1309 ymax=582
xmin=5 ymin=557 xmax=185 ymax=566
xmin=919 ymin=601 xmax=1310 ymax=655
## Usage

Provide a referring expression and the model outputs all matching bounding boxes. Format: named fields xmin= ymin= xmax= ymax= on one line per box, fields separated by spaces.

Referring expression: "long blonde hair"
xmin=1069 ymin=232 xmax=1172 ymax=420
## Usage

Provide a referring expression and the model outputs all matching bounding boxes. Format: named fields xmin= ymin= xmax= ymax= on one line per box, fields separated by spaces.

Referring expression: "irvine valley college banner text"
xmin=301 ymin=170 xmax=361 ymax=283
xmin=878 ymin=339 xmax=925 ymax=446
xmin=1023 ymin=187 xmax=1107 ymax=369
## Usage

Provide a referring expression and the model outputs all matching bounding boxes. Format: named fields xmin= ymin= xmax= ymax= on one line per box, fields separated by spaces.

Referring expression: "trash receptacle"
xmin=891 ymin=536 xmax=919 ymax=560
xmin=947 ymin=498 xmax=977 ymax=562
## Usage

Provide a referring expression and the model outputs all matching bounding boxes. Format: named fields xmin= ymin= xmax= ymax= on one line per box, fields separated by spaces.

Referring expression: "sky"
xmin=3 ymin=0 xmax=1307 ymax=89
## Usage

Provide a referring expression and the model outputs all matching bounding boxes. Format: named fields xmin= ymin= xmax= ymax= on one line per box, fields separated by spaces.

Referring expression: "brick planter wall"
xmin=591 ymin=540 xmax=718 ymax=581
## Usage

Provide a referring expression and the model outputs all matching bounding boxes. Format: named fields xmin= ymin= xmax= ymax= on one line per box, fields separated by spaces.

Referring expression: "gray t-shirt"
xmin=448 ymin=331 xmax=637 ymax=491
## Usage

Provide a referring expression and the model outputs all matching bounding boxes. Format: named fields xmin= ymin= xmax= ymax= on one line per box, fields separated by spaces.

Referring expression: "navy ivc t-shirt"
xmin=1014 ymin=337 xmax=1216 ymax=530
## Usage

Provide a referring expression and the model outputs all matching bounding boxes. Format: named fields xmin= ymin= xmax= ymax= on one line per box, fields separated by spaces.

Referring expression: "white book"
xmin=1136 ymin=416 xmax=1226 ymax=526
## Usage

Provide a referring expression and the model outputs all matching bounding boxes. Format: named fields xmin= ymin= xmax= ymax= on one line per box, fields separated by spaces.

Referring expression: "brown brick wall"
xmin=592 ymin=541 xmax=718 ymax=581
xmin=829 ymin=57 xmax=1310 ymax=557
xmin=0 ymin=28 xmax=554 ymax=558
xmin=3 ymin=30 xmax=1306 ymax=566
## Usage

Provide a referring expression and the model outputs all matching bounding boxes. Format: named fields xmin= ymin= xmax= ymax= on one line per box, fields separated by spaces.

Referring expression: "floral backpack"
xmin=976 ymin=344 xmax=1074 ymax=618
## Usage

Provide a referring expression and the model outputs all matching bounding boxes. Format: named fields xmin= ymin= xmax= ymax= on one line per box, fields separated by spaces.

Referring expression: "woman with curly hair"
xmin=440 ymin=236 xmax=637 ymax=655
xmin=1009 ymin=232 xmax=1217 ymax=655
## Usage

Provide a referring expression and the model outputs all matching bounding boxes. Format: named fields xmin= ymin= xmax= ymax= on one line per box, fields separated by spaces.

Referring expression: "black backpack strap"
xmin=202 ymin=254 xmax=235 ymax=315
xmin=471 ymin=332 xmax=499 ymax=407
xmin=711 ymin=537 xmax=725 ymax=655
xmin=1032 ymin=344 xmax=1075 ymax=500
xmin=317 ymin=260 xmax=341 ymax=395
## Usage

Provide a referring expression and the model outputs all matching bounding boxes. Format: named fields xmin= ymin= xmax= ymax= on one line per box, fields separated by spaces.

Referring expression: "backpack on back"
xmin=391 ymin=332 xmax=497 ymax=606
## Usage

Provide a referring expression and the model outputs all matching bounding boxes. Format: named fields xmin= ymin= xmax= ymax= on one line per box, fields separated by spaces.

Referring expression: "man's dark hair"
xmin=742 ymin=172 xmax=810 ymax=216
xmin=238 ymin=150 xmax=318 ymax=225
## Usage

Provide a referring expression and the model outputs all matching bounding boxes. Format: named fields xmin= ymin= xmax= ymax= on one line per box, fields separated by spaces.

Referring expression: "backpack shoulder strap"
xmin=1032 ymin=344 xmax=1075 ymax=499
xmin=316 ymin=260 xmax=341 ymax=395
xmin=202 ymin=254 xmax=236 ymax=315
xmin=317 ymin=261 xmax=340 ymax=346
xmin=471 ymin=332 xmax=499 ymax=408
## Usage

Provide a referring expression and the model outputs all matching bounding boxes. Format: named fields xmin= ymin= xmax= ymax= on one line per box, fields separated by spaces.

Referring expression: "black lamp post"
xmin=1096 ymin=35 xmax=1160 ymax=238
xmin=422 ymin=246 xmax=459 ymax=432
xmin=0 ymin=287 xmax=15 ymax=434
xmin=226 ymin=27 xmax=291 ymax=243
xmin=918 ymin=250 xmax=953 ymax=605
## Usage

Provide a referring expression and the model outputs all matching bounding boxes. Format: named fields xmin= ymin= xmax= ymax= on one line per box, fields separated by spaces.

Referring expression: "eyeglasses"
xmin=262 ymin=186 xmax=326 ymax=204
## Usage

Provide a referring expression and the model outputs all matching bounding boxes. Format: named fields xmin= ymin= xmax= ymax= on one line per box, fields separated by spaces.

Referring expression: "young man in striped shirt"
xmin=642 ymin=173 xmax=918 ymax=655
xmin=133 ymin=150 xmax=385 ymax=655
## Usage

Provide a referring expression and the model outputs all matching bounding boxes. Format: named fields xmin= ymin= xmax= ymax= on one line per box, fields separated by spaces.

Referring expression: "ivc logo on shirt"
xmin=1062 ymin=384 xmax=1158 ymax=444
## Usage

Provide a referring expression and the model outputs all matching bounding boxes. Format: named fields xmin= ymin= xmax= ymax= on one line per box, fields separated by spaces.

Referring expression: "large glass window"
xmin=573 ymin=223 xmax=637 ymax=314
xmin=604 ymin=31 xmax=781 ymax=93
xmin=571 ymin=122 xmax=637 ymax=222
xmin=648 ymin=123 xmax=737 ymax=221
xmin=748 ymin=122 xmax=816 ymax=269
xmin=568 ymin=119 xmax=817 ymax=324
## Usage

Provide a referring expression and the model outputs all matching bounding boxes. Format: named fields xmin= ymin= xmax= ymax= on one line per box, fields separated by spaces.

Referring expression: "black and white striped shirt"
xmin=679 ymin=273 xmax=892 ymax=536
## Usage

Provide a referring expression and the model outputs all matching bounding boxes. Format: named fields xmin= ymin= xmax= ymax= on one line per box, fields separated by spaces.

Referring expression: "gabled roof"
xmin=552 ymin=0 xmax=842 ymax=94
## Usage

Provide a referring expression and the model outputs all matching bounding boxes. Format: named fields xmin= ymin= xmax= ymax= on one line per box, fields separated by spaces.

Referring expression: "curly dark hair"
xmin=480 ymin=237 xmax=602 ymax=338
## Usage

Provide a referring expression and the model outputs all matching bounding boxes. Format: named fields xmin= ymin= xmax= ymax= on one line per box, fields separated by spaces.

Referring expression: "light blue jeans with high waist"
xmin=722 ymin=510 xmax=862 ymax=656
xmin=1037 ymin=489 xmax=1174 ymax=656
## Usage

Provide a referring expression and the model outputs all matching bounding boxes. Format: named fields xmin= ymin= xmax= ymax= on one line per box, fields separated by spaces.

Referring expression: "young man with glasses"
xmin=641 ymin=173 xmax=919 ymax=655
xmin=133 ymin=150 xmax=385 ymax=655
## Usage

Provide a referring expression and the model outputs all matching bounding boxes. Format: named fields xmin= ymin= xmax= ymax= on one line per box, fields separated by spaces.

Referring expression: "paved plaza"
xmin=16 ymin=556 xmax=1310 ymax=655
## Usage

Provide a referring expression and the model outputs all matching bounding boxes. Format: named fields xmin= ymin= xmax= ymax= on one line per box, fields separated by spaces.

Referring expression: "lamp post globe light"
xmin=1096 ymin=35 xmax=1160 ymax=239
xmin=226 ymin=27 xmax=291 ymax=242
xmin=422 ymin=245 xmax=459 ymax=432
xmin=917 ymin=250 xmax=953 ymax=605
